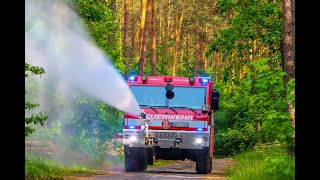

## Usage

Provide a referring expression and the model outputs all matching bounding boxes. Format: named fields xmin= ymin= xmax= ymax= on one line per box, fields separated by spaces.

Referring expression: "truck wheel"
xmin=146 ymin=148 xmax=153 ymax=165
xmin=196 ymin=150 xmax=210 ymax=174
xmin=125 ymin=147 xmax=147 ymax=172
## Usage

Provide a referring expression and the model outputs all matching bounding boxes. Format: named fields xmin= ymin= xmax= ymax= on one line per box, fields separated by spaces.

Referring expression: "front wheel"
xmin=195 ymin=149 xmax=211 ymax=174
xmin=125 ymin=147 xmax=147 ymax=172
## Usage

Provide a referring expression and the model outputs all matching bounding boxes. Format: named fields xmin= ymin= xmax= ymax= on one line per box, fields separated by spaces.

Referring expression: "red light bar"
xmin=164 ymin=77 xmax=172 ymax=82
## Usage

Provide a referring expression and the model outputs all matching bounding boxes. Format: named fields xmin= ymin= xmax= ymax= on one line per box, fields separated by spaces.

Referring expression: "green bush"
xmin=226 ymin=145 xmax=295 ymax=180
xmin=214 ymin=58 xmax=294 ymax=156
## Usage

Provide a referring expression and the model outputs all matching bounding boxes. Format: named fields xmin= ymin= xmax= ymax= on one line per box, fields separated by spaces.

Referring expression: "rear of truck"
xmin=122 ymin=75 xmax=219 ymax=174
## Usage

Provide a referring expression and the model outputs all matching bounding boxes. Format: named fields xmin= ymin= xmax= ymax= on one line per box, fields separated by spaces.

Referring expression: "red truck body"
xmin=122 ymin=75 xmax=219 ymax=174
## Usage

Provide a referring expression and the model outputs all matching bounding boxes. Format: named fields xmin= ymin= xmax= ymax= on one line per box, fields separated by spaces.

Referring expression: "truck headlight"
xmin=195 ymin=138 xmax=203 ymax=145
xmin=129 ymin=136 xmax=138 ymax=142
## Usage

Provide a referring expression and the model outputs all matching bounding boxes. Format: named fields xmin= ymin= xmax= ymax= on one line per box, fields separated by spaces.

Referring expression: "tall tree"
xmin=282 ymin=0 xmax=295 ymax=125
xmin=151 ymin=0 xmax=157 ymax=75
xmin=123 ymin=0 xmax=130 ymax=79
xmin=131 ymin=0 xmax=135 ymax=60
xmin=194 ymin=0 xmax=200 ymax=77
xmin=138 ymin=0 xmax=152 ymax=75
xmin=203 ymin=0 xmax=209 ymax=73
xmin=172 ymin=0 xmax=185 ymax=76
xmin=138 ymin=0 xmax=147 ymax=60
xmin=282 ymin=0 xmax=295 ymax=83
xmin=165 ymin=0 xmax=172 ymax=74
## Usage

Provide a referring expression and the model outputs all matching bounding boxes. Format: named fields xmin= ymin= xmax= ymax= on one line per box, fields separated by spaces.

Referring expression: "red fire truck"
xmin=122 ymin=75 xmax=219 ymax=174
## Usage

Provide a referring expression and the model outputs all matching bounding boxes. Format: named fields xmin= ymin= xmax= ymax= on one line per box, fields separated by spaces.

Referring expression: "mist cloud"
xmin=25 ymin=0 xmax=141 ymax=116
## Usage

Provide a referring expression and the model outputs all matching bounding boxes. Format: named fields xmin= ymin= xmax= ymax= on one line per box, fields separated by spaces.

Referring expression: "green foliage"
xmin=264 ymin=155 xmax=295 ymax=179
xmin=225 ymin=145 xmax=295 ymax=180
xmin=25 ymin=62 xmax=48 ymax=137
xmin=67 ymin=0 xmax=124 ymax=72
xmin=25 ymin=112 xmax=48 ymax=137
xmin=207 ymin=0 xmax=283 ymax=85
xmin=247 ymin=59 xmax=294 ymax=145
xmin=214 ymin=58 xmax=294 ymax=155
xmin=207 ymin=0 xmax=295 ymax=154
xmin=286 ymin=78 xmax=295 ymax=108
xmin=25 ymin=154 xmax=97 ymax=180
xmin=214 ymin=83 xmax=258 ymax=155
xmin=216 ymin=125 xmax=257 ymax=155
xmin=27 ymin=89 xmax=125 ymax=164
xmin=25 ymin=63 xmax=45 ymax=78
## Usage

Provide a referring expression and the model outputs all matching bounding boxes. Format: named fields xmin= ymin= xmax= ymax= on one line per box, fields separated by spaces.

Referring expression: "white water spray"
xmin=25 ymin=0 xmax=141 ymax=115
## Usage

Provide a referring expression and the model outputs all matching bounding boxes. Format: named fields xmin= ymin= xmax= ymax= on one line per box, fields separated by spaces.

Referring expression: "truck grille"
xmin=155 ymin=132 xmax=177 ymax=140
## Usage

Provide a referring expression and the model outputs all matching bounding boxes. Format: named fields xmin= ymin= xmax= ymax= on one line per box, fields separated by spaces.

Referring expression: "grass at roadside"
xmin=150 ymin=159 xmax=177 ymax=167
xmin=25 ymin=155 xmax=99 ymax=180
xmin=225 ymin=144 xmax=295 ymax=180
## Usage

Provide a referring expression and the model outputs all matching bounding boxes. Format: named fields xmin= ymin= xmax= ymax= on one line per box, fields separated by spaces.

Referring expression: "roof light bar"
xmin=164 ymin=77 xmax=172 ymax=82
xmin=129 ymin=76 xmax=137 ymax=82
xmin=199 ymin=77 xmax=211 ymax=85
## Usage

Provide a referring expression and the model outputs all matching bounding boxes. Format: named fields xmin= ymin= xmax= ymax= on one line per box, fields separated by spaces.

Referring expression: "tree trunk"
xmin=282 ymin=1 xmax=295 ymax=91
xmin=151 ymin=0 xmax=157 ymax=75
xmin=138 ymin=0 xmax=147 ymax=61
xmin=159 ymin=0 xmax=163 ymax=65
xmin=179 ymin=40 xmax=185 ymax=72
xmin=124 ymin=0 xmax=130 ymax=79
xmin=186 ymin=33 xmax=189 ymax=62
xmin=282 ymin=0 xmax=295 ymax=83
xmin=138 ymin=0 xmax=152 ymax=76
xmin=194 ymin=0 xmax=199 ymax=77
xmin=204 ymin=0 xmax=209 ymax=73
xmin=131 ymin=0 xmax=135 ymax=60
xmin=172 ymin=0 xmax=186 ymax=76
xmin=165 ymin=0 xmax=171 ymax=73
xmin=282 ymin=0 xmax=295 ymax=151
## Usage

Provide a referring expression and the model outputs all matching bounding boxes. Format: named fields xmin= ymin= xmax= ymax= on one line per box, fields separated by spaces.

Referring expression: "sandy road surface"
xmin=69 ymin=159 xmax=235 ymax=180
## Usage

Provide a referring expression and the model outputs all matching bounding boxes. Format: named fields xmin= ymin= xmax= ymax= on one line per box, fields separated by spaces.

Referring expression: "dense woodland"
xmin=25 ymin=0 xmax=295 ymax=162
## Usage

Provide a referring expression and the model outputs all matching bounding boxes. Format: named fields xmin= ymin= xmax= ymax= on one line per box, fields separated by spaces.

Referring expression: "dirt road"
xmin=70 ymin=159 xmax=235 ymax=180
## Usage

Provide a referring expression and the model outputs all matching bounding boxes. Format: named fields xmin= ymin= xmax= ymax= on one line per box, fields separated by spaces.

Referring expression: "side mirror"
xmin=212 ymin=89 xmax=220 ymax=111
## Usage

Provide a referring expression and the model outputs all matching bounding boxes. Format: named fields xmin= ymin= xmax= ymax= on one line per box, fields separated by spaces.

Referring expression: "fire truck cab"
xmin=122 ymin=75 xmax=219 ymax=174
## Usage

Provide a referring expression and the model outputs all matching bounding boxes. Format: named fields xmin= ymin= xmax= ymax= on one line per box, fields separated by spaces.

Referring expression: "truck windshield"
xmin=130 ymin=85 xmax=206 ymax=110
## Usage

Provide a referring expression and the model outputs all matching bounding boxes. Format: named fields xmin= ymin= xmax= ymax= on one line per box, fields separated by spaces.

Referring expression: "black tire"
xmin=125 ymin=147 xmax=148 ymax=172
xmin=196 ymin=150 xmax=210 ymax=174
xmin=146 ymin=148 xmax=153 ymax=165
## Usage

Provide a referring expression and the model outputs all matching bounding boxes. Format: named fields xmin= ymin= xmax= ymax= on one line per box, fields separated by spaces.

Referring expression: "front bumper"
xmin=123 ymin=129 xmax=210 ymax=149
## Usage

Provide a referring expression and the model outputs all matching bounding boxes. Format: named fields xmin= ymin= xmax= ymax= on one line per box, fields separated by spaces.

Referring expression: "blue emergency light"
xmin=199 ymin=77 xmax=210 ymax=85
xmin=197 ymin=128 xmax=203 ymax=131
xmin=129 ymin=76 xmax=137 ymax=82
xmin=129 ymin=126 xmax=135 ymax=129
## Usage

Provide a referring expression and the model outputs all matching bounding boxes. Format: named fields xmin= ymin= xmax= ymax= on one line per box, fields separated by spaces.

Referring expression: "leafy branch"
xmin=25 ymin=61 xmax=48 ymax=137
